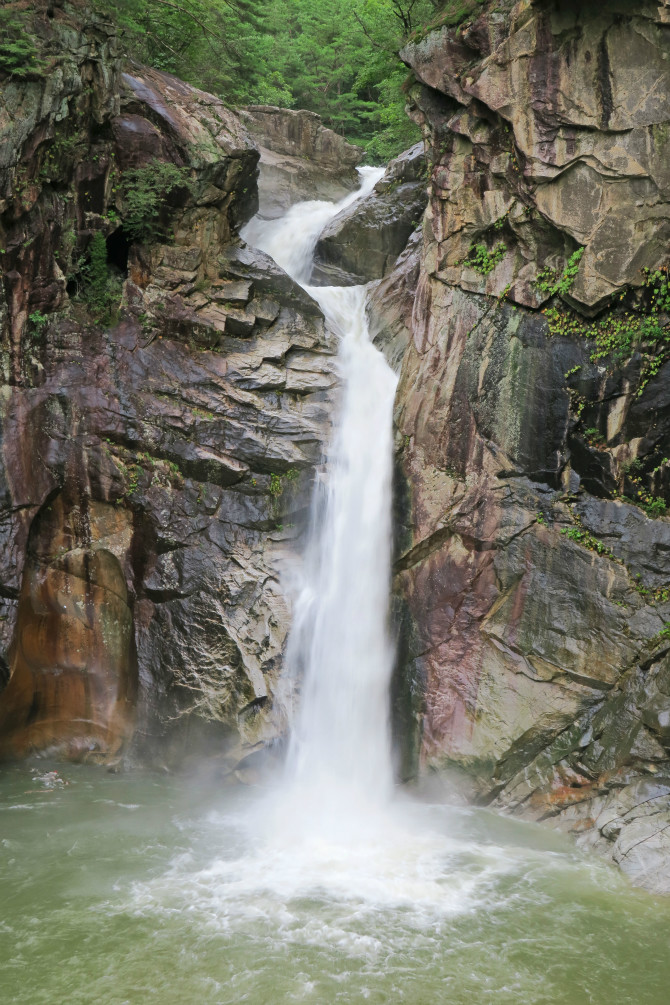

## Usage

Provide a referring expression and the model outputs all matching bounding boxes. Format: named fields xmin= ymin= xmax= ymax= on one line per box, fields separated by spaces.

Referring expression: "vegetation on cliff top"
xmin=86 ymin=0 xmax=481 ymax=159
xmin=0 ymin=1 xmax=487 ymax=156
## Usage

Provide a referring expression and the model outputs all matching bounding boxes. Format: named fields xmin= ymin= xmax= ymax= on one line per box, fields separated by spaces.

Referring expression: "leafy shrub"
xmin=642 ymin=496 xmax=667 ymax=518
xmin=622 ymin=458 xmax=642 ymax=476
xmin=462 ymin=242 xmax=507 ymax=276
xmin=122 ymin=160 xmax=193 ymax=243
xmin=28 ymin=310 xmax=48 ymax=336
xmin=79 ymin=232 xmax=122 ymax=326
xmin=86 ymin=233 xmax=110 ymax=309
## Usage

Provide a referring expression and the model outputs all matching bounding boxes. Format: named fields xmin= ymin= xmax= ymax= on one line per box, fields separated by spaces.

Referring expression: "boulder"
xmin=312 ymin=143 xmax=427 ymax=285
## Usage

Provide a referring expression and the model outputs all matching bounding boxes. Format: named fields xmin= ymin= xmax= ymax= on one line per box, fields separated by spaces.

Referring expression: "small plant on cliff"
xmin=622 ymin=458 xmax=642 ymax=476
xmin=535 ymin=247 xmax=584 ymax=298
xmin=654 ymin=622 xmax=670 ymax=642
xmin=584 ymin=426 xmax=605 ymax=447
xmin=122 ymin=160 xmax=193 ymax=243
xmin=268 ymin=469 xmax=300 ymax=523
xmin=0 ymin=9 xmax=43 ymax=78
xmin=87 ymin=233 xmax=111 ymax=309
xmin=462 ymin=242 xmax=507 ymax=276
xmin=560 ymin=525 xmax=615 ymax=559
xmin=554 ymin=247 xmax=584 ymax=296
xmin=544 ymin=266 xmax=670 ymax=398
xmin=28 ymin=311 xmax=49 ymax=338
xmin=642 ymin=496 xmax=667 ymax=518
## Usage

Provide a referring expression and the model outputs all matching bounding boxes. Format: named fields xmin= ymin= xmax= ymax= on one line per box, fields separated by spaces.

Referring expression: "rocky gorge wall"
xmin=0 ymin=4 xmax=351 ymax=773
xmin=377 ymin=0 xmax=670 ymax=893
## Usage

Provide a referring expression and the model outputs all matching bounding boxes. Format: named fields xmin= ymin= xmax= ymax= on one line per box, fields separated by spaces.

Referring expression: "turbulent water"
xmin=3 ymin=172 xmax=670 ymax=1004
xmin=3 ymin=765 xmax=670 ymax=1004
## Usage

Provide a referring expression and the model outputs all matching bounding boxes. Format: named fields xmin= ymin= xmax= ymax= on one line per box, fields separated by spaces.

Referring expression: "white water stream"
xmin=199 ymin=175 xmax=534 ymax=907
xmin=244 ymin=167 xmax=398 ymax=816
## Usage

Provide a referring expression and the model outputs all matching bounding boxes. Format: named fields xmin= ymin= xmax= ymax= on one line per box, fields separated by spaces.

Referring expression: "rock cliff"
xmin=239 ymin=105 xmax=364 ymax=218
xmin=386 ymin=0 xmax=670 ymax=892
xmin=0 ymin=6 xmax=336 ymax=771
xmin=5 ymin=0 xmax=670 ymax=895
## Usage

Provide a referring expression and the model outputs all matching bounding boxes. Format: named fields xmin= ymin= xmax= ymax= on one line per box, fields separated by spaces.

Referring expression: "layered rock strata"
xmin=387 ymin=0 xmax=670 ymax=892
xmin=0 ymin=8 xmax=335 ymax=769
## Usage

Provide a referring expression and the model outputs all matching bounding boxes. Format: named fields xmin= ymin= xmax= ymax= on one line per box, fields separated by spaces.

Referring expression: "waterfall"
xmin=242 ymin=168 xmax=399 ymax=817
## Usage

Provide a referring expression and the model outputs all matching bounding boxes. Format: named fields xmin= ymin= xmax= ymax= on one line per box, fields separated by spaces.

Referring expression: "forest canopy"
xmin=91 ymin=0 xmax=486 ymax=159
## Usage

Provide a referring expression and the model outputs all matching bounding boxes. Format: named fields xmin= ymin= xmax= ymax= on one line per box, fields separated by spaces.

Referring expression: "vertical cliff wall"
xmin=387 ymin=0 xmax=670 ymax=892
xmin=0 ymin=6 xmax=343 ymax=771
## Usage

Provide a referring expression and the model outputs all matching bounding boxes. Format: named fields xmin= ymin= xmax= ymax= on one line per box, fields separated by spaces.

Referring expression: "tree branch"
xmin=352 ymin=11 xmax=394 ymax=52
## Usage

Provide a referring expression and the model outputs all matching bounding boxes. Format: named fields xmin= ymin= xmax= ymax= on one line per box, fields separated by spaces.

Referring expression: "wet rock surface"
xmin=0 ymin=490 xmax=135 ymax=762
xmin=239 ymin=105 xmax=364 ymax=218
xmin=0 ymin=10 xmax=335 ymax=769
xmin=312 ymin=143 xmax=427 ymax=285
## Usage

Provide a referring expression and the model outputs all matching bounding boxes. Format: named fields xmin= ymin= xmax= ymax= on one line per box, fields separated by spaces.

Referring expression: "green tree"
xmin=92 ymin=0 xmax=485 ymax=159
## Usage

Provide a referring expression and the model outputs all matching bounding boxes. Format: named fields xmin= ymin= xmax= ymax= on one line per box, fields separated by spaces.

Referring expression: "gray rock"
xmin=312 ymin=143 xmax=427 ymax=285
xmin=239 ymin=105 xmax=364 ymax=217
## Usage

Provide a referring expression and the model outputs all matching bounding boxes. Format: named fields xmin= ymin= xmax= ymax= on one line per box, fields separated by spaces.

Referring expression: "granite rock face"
xmin=239 ymin=105 xmax=364 ymax=218
xmin=0 ymin=9 xmax=336 ymax=770
xmin=0 ymin=491 xmax=135 ymax=762
xmin=401 ymin=0 xmax=670 ymax=311
xmin=312 ymin=143 xmax=427 ymax=285
xmin=386 ymin=0 xmax=670 ymax=893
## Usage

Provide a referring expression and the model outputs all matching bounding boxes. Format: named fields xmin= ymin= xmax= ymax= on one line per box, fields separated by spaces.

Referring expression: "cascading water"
xmin=5 ymin=171 xmax=670 ymax=1005
xmin=243 ymin=167 xmax=398 ymax=816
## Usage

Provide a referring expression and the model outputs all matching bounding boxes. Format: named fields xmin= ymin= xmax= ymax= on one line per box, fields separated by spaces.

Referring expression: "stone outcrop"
xmin=312 ymin=142 xmax=427 ymax=285
xmin=239 ymin=105 xmax=364 ymax=217
xmin=0 ymin=7 xmax=336 ymax=770
xmin=385 ymin=0 xmax=670 ymax=893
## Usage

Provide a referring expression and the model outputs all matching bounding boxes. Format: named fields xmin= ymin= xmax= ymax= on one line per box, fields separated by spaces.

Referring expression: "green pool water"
xmin=1 ymin=762 xmax=669 ymax=1005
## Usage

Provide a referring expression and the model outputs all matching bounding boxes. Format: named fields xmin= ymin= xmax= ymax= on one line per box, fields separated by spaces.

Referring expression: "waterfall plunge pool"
xmin=1 ymin=762 xmax=670 ymax=1004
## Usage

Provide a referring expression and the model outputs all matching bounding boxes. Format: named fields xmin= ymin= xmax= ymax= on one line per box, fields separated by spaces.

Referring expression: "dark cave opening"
xmin=106 ymin=227 xmax=130 ymax=275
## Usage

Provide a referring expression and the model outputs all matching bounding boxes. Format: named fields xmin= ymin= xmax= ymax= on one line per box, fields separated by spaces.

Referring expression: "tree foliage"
xmin=94 ymin=0 xmax=466 ymax=158
xmin=121 ymin=159 xmax=193 ymax=242
xmin=0 ymin=5 xmax=44 ymax=77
